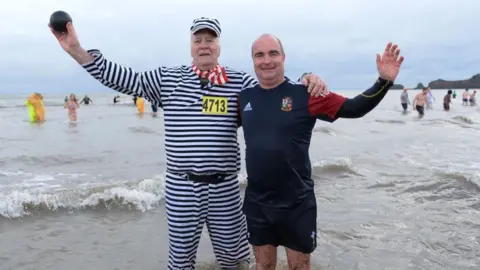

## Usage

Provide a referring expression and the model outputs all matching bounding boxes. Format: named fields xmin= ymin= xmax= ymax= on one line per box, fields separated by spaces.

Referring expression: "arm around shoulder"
xmin=241 ymin=73 xmax=258 ymax=91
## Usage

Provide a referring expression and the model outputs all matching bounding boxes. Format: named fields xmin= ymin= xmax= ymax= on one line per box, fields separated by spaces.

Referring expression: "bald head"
xmin=251 ymin=33 xmax=286 ymax=89
xmin=251 ymin=34 xmax=284 ymax=57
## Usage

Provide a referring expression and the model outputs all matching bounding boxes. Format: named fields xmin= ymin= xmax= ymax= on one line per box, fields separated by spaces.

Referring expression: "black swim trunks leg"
xmin=416 ymin=105 xmax=424 ymax=115
xmin=280 ymin=192 xmax=317 ymax=254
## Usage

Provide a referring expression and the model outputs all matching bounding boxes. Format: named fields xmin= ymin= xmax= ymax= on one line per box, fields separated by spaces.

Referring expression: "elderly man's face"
xmin=191 ymin=29 xmax=220 ymax=69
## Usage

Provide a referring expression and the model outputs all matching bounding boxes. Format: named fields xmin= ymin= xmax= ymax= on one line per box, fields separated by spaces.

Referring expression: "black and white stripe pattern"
xmin=81 ymin=50 xmax=256 ymax=268
xmin=190 ymin=17 xmax=221 ymax=37
xmin=165 ymin=173 xmax=249 ymax=269
xmin=82 ymin=49 xmax=257 ymax=175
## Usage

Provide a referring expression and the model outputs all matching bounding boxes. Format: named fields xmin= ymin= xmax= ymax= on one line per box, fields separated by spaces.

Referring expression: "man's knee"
xmin=285 ymin=248 xmax=311 ymax=270
xmin=253 ymin=245 xmax=277 ymax=270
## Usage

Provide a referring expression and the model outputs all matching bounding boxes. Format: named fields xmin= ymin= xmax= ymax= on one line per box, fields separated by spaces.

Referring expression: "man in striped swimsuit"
xmin=49 ymin=18 xmax=326 ymax=269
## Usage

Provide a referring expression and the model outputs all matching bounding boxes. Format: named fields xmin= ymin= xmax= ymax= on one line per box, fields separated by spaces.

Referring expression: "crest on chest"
xmin=281 ymin=96 xmax=293 ymax=112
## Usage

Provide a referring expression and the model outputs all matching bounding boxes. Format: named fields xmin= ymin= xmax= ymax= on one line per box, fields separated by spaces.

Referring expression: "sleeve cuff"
xmin=81 ymin=49 xmax=104 ymax=70
xmin=378 ymin=77 xmax=394 ymax=87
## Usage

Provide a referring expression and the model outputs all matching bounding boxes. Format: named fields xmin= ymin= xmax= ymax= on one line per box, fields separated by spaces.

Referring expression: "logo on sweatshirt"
xmin=244 ymin=102 xmax=252 ymax=111
xmin=281 ymin=97 xmax=292 ymax=112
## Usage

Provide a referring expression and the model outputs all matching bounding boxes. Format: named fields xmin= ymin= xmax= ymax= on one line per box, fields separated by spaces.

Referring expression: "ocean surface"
xmin=0 ymin=89 xmax=479 ymax=270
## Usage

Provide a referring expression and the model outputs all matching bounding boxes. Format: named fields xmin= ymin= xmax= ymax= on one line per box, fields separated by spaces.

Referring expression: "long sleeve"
xmin=308 ymin=77 xmax=393 ymax=121
xmin=81 ymin=49 xmax=164 ymax=106
xmin=335 ymin=77 xmax=393 ymax=118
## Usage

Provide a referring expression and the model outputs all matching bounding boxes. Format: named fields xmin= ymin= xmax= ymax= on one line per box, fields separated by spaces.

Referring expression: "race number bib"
xmin=202 ymin=96 xmax=228 ymax=114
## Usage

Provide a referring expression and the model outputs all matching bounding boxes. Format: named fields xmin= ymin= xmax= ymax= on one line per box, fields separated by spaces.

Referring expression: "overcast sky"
xmin=1 ymin=0 xmax=479 ymax=93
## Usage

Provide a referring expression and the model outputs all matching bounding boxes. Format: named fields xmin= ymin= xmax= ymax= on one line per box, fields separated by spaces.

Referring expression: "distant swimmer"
xmin=25 ymin=96 xmax=36 ymax=122
xmin=25 ymin=92 xmax=45 ymax=122
xmin=64 ymin=93 xmax=79 ymax=122
xmin=470 ymin=90 xmax=476 ymax=106
xmin=135 ymin=97 xmax=145 ymax=113
xmin=413 ymin=88 xmax=428 ymax=117
xmin=443 ymin=90 xmax=452 ymax=111
xmin=400 ymin=87 xmax=410 ymax=112
xmin=426 ymin=87 xmax=435 ymax=109
xmin=80 ymin=95 xmax=92 ymax=105
xmin=113 ymin=95 xmax=120 ymax=104
xmin=151 ymin=104 xmax=158 ymax=116
xmin=35 ymin=93 xmax=45 ymax=121
xmin=462 ymin=89 xmax=470 ymax=106
xmin=452 ymin=90 xmax=457 ymax=99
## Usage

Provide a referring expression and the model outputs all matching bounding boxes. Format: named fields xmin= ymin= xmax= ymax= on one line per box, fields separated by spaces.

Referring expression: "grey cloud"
xmin=1 ymin=0 xmax=479 ymax=93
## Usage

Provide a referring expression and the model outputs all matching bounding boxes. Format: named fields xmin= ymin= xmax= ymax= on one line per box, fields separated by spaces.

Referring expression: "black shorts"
xmin=243 ymin=191 xmax=317 ymax=254
xmin=443 ymin=103 xmax=450 ymax=111
xmin=401 ymin=103 xmax=408 ymax=110
xmin=416 ymin=105 xmax=424 ymax=115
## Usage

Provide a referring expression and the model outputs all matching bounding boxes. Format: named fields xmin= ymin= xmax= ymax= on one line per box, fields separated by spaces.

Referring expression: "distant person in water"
xmin=64 ymin=94 xmax=79 ymax=122
xmin=151 ymin=104 xmax=158 ymax=116
xmin=452 ymin=90 xmax=457 ymax=99
xmin=443 ymin=90 xmax=452 ymax=111
xmin=426 ymin=87 xmax=435 ymax=109
xmin=113 ymin=95 xmax=120 ymax=104
xmin=400 ymin=87 xmax=410 ymax=112
xmin=462 ymin=89 xmax=470 ymax=106
xmin=469 ymin=90 xmax=476 ymax=106
xmin=135 ymin=97 xmax=145 ymax=113
xmin=413 ymin=88 xmax=428 ymax=117
xmin=36 ymin=93 xmax=45 ymax=121
xmin=26 ymin=92 xmax=45 ymax=122
xmin=80 ymin=95 xmax=92 ymax=105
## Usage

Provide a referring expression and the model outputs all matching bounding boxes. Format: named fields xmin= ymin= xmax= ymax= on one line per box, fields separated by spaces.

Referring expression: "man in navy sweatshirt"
xmin=237 ymin=34 xmax=404 ymax=269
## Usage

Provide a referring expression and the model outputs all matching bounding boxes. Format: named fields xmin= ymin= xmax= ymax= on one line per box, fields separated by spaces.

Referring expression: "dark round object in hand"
xmin=49 ymin=11 xmax=72 ymax=33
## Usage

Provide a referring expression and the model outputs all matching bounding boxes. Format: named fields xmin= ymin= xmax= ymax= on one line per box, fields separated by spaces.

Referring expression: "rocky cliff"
xmin=391 ymin=84 xmax=404 ymax=89
xmin=428 ymin=74 xmax=480 ymax=89
xmin=415 ymin=83 xmax=425 ymax=89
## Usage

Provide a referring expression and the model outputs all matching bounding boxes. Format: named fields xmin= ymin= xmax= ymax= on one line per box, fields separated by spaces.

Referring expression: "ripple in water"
xmin=313 ymin=126 xmax=336 ymax=135
xmin=312 ymin=157 xmax=363 ymax=179
xmin=128 ymin=126 xmax=161 ymax=135
xmin=2 ymin=154 xmax=104 ymax=167
xmin=374 ymin=119 xmax=407 ymax=125
xmin=451 ymin=115 xmax=475 ymax=125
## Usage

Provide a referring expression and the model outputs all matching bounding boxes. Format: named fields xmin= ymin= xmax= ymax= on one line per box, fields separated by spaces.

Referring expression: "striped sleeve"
xmin=241 ymin=73 xmax=258 ymax=90
xmin=81 ymin=49 xmax=163 ymax=105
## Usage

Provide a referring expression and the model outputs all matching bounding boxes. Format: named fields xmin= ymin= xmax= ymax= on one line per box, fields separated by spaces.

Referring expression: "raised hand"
xmin=49 ymin=22 xmax=81 ymax=54
xmin=376 ymin=42 xmax=404 ymax=82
